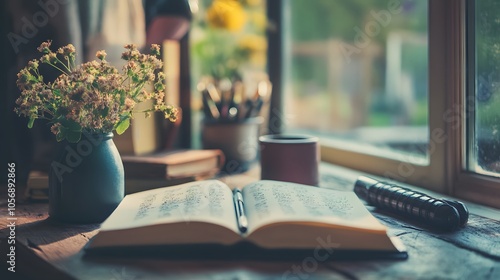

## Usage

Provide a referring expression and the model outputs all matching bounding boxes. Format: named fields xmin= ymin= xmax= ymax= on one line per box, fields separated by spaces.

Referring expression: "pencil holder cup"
xmin=202 ymin=117 xmax=262 ymax=173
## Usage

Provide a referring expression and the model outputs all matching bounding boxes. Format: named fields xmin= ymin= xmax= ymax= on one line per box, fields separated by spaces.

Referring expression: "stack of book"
xmin=122 ymin=149 xmax=225 ymax=194
xmin=24 ymin=149 xmax=225 ymax=199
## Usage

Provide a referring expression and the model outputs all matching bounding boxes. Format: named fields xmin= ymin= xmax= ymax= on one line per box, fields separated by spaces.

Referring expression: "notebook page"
xmin=100 ymin=180 xmax=239 ymax=233
xmin=242 ymin=180 xmax=387 ymax=233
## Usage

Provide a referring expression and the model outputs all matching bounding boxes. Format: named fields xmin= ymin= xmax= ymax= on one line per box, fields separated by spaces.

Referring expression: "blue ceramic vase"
xmin=49 ymin=132 xmax=124 ymax=223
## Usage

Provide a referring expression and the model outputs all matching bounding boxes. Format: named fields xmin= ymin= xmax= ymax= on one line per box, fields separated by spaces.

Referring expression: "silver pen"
xmin=233 ymin=189 xmax=248 ymax=233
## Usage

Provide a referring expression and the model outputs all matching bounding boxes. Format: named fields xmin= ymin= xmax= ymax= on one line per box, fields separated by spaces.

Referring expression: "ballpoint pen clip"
xmin=233 ymin=189 xmax=248 ymax=233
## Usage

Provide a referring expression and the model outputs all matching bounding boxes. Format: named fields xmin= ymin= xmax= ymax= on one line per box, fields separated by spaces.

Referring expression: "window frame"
xmin=266 ymin=0 xmax=500 ymax=208
xmin=454 ymin=0 xmax=500 ymax=208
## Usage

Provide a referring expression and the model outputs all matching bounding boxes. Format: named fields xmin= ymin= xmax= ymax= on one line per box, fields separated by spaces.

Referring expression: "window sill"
xmin=319 ymin=161 xmax=500 ymax=220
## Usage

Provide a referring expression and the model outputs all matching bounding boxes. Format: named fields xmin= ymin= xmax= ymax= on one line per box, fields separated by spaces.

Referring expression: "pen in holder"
xmin=199 ymin=77 xmax=271 ymax=173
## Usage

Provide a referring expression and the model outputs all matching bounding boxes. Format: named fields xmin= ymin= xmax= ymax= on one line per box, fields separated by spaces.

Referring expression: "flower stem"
xmin=48 ymin=62 xmax=68 ymax=75
xmin=55 ymin=57 xmax=71 ymax=72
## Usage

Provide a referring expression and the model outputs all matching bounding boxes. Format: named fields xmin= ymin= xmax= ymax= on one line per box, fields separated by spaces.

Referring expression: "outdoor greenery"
xmin=476 ymin=0 xmax=500 ymax=130
xmin=287 ymin=0 xmax=429 ymax=128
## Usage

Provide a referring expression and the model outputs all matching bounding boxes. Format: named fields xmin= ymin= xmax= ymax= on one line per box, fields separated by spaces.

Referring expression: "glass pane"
xmin=472 ymin=0 xmax=500 ymax=175
xmin=283 ymin=0 xmax=429 ymax=161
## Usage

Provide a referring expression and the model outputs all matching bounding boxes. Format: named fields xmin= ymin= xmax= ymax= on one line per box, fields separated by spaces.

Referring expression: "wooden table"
xmin=1 ymin=164 xmax=499 ymax=280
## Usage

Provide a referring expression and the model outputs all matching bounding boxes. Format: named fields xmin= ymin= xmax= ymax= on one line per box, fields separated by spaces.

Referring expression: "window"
xmin=283 ymin=0 xmax=429 ymax=162
xmin=267 ymin=0 xmax=500 ymax=208
xmin=468 ymin=0 xmax=500 ymax=176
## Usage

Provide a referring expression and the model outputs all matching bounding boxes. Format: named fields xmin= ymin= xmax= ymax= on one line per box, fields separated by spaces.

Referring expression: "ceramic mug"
xmin=259 ymin=134 xmax=320 ymax=186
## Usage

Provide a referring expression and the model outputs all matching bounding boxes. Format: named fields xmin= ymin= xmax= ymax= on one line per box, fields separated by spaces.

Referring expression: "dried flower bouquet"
xmin=15 ymin=40 xmax=177 ymax=143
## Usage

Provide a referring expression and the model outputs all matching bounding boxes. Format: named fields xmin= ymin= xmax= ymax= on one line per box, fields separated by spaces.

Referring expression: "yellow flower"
xmin=242 ymin=0 xmax=262 ymax=7
xmin=250 ymin=11 xmax=267 ymax=31
xmin=206 ymin=0 xmax=247 ymax=32
xmin=238 ymin=34 xmax=267 ymax=52
xmin=237 ymin=35 xmax=267 ymax=67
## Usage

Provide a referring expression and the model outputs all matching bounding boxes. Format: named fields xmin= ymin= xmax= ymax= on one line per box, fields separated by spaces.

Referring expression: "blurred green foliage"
xmin=475 ymin=0 xmax=500 ymax=130
xmin=288 ymin=0 xmax=428 ymax=127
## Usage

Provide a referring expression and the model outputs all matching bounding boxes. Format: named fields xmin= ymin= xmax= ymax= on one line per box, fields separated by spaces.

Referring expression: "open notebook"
xmin=86 ymin=180 xmax=407 ymax=259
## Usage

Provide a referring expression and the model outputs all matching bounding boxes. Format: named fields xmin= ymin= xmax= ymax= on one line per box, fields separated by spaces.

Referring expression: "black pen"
xmin=354 ymin=176 xmax=469 ymax=231
xmin=233 ymin=189 xmax=248 ymax=233
xmin=244 ymin=98 xmax=255 ymax=119
xmin=246 ymin=80 xmax=270 ymax=118
xmin=250 ymin=97 xmax=264 ymax=118
xmin=234 ymin=81 xmax=247 ymax=120
xmin=227 ymin=81 xmax=239 ymax=121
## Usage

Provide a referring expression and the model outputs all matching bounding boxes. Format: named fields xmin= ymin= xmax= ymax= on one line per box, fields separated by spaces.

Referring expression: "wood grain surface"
xmin=1 ymin=166 xmax=499 ymax=280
